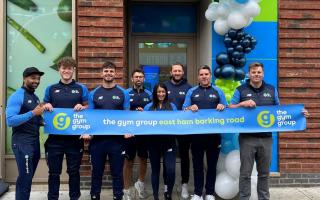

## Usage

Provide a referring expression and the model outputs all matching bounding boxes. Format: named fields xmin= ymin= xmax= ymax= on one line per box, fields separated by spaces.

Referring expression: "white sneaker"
xmin=123 ymin=189 xmax=132 ymax=200
xmin=134 ymin=180 xmax=146 ymax=198
xmin=191 ymin=194 xmax=203 ymax=200
xmin=181 ymin=183 xmax=189 ymax=199
xmin=205 ymin=195 xmax=215 ymax=200
xmin=164 ymin=184 xmax=168 ymax=192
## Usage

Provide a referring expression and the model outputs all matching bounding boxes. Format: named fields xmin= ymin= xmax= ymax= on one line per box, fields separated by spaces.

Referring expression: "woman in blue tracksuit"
xmin=144 ymin=83 xmax=177 ymax=200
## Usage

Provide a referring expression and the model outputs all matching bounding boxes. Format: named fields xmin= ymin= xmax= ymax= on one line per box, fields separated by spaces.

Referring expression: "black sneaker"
xmin=164 ymin=192 xmax=172 ymax=200
xmin=91 ymin=194 xmax=100 ymax=200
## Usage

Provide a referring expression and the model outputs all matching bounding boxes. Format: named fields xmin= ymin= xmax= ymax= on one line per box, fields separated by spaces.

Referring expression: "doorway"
xmin=130 ymin=36 xmax=197 ymax=87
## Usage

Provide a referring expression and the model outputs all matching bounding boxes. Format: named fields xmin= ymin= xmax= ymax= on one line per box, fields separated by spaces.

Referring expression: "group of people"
xmin=6 ymin=57 xmax=309 ymax=200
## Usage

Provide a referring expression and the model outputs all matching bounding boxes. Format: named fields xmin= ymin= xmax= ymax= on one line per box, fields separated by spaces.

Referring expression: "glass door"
xmin=130 ymin=36 xmax=196 ymax=89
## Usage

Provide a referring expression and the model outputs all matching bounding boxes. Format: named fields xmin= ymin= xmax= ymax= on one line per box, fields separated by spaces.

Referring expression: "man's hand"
xmin=80 ymin=134 xmax=93 ymax=141
xmin=32 ymin=104 xmax=45 ymax=116
xmin=302 ymin=109 xmax=310 ymax=118
xmin=74 ymin=104 xmax=87 ymax=111
xmin=124 ymin=134 xmax=134 ymax=139
xmin=136 ymin=107 xmax=143 ymax=111
xmin=185 ymin=104 xmax=198 ymax=112
xmin=240 ymin=100 xmax=256 ymax=108
xmin=43 ymin=103 xmax=53 ymax=112
xmin=216 ymin=104 xmax=225 ymax=111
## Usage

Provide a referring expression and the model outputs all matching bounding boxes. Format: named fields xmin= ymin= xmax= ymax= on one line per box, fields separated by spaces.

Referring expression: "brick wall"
xmin=75 ymin=0 xmax=320 ymax=188
xmin=279 ymin=0 xmax=320 ymax=174
xmin=76 ymin=0 xmax=126 ymax=188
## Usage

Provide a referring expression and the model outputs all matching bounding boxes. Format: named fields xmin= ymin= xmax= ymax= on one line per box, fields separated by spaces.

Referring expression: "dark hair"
xmin=249 ymin=62 xmax=264 ymax=71
xmin=150 ymin=83 xmax=173 ymax=111
xmin=197 ymin=65 xmax=211 ymax=73
xmin=131 ymin=68 xmax=145 ymax=77
xmin=57 ymin=56 xmax=76 ymax=68
xmin=102 ymin=61 xmax=116 ymax=70
xmin=171 ymin=62 xmax=184 ymax=70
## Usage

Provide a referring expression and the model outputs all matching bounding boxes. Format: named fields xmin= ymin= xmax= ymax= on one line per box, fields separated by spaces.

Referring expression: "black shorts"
xmin=124 ymin=136 xmax=148 ymax=160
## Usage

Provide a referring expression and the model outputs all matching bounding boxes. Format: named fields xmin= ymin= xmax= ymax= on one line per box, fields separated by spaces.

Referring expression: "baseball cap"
xmin=23 ymin=67 xmax=44 ymax=78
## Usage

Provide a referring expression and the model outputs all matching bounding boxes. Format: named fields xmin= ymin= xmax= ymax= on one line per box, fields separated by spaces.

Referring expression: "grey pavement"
xmin=1 ymin=185 xmax=320 ymax=200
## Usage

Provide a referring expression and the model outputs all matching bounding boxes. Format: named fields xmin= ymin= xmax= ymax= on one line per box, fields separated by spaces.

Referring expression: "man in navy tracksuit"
xmin=183 ymin=65 xmax=226 ymax=200
xmin=88 ymin=61 xmax=130 ymax=200
xmin=123 ymin=69 xmax=152 ymax=200
xmin=164 ymin=62 xmax=191 ymax=199
xmin=43 ymin=57 xmax=89 ymax=200
xmin=6 ymin=67 xmax=45 ymax=200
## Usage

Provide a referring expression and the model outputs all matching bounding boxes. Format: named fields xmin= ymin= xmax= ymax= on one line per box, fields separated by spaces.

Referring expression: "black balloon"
xmin=237 ymin=30 xmax=245 ymax=39
xmin=232 ymin=51 xmax=241 ymax=59
xmin=216 ymin=52 xmax=230 ymax=65
xmin=241 ymin=39 xmax=250 ymax=48
xmin=221 ymin=64 xmax=235 ymax=79
xmin=244 ymin=47 xmax=252 ymax=53
xmin=232 ymin=40 xmax=239 ymax=47
xmin=251 ymin=38 xmax=257 ymax=46
xmin=228 ymin=29 xmax=237 ymax=38
xmin=234 ymin=68 xmax=246 ymax=81
xmin=214 ymin=66 xmax=222 ymax=78
xmin=235 ymin=45 xmax=243 ymax=52
xmin=227 ymin=47 xmax=234 ymax=54
xmin=238 ymin=57 xmax=246 ymax=68
xmin=224 ymin=37 xmax=232 ymax=47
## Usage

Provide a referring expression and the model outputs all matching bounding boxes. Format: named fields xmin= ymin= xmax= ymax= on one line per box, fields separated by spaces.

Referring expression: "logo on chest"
xmin=209 ymin=94 xmax=217 ymax=98
xmin=112 ymin=96 xmax=120 ymax=100
xmin=179 ymin=91 xmax=186 ymax=95
xmin=72 ymin=90 xmax=79 ymax=94
xmin=246 ymin=93 xmax=252 ymax=97
xmin=27 ymin=100 xmax=32 ymax=104
xmin=98 ymin=96 xmax=103 ymax=100
xmin=263 ymin=93 xmax=271 ymax=98
xmin=54 ymin=89 xmax=60 ymax=93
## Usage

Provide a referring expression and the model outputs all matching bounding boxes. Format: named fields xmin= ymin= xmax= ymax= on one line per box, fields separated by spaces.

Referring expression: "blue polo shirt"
xmin=88 ymin=85 xmax=130 ymax=110
xmin=126 ymin=87 xmax=152 ymax=110
xmin=183 ymin=84 xmax=227 ymax=109
xmin=231 ymin=80 xmax=280 ymax=137
xmin=44 ymin=80 xmax=88 ymax=140
xmin=164 ymin=79 xmax=191 ymax=110
xmin=6 ymin=87 xmax=42 ymax=144
xmin=89 ymin=85 xmax=130 ymax=138
xmin=44 ymin=80 xmax=88 ymax=108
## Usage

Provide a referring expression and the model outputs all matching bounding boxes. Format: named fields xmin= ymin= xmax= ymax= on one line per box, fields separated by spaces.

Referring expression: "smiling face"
xmin=170 ymin=64 xmax=184 ymax=82
xmin=198 ymin=68 xmax=212 ymax=87
xmin=102 ymin=67 xmax=116 ymax=83
xmin=59 ymin=64 xmax=74 ymax=82
xmin=249 ymin=65 xmax=264 ymax=86
xmin=156 ymin=86 xmax=167 ymax=102
xmin=24 ymin=74 xmax=41 ymax=90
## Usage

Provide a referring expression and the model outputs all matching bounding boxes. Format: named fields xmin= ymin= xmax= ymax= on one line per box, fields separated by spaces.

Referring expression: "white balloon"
xmin=216 ymin=3 xmax=230 ymax=18
xmin=215 ymin=172 xmax=239 ymax=199
xmin=227 ymin=11 xmax=248 ymax=30
xmin=242 ymin=1 xmax=261 ymax=17
xmin=246 ymin=17 xmax=254 ymax=27
xmin=214 ymin=19 xmax=230 ymax=35
xmin=216 ymin=153 xmax=226 ymax=174
xmin=205 ymin=8 xmax=219 ymax=21
xmin=208 ymin=1 xmax=219 ymax=9
xmin=225 ymin=150 xmax=241 ymax=178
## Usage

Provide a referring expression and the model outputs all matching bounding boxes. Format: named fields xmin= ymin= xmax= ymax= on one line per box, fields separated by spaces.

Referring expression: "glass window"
xmin=6 ymin=0 xmax=73 ymax=154
xmin=138 ymin=42 xmax=187 ymax=91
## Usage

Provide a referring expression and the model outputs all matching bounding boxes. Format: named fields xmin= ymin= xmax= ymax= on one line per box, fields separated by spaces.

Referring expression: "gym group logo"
xmin=53 ymin=113 xmax=71 ymax=130
xmin=257 ymin=111 xmax=275 ymax=128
